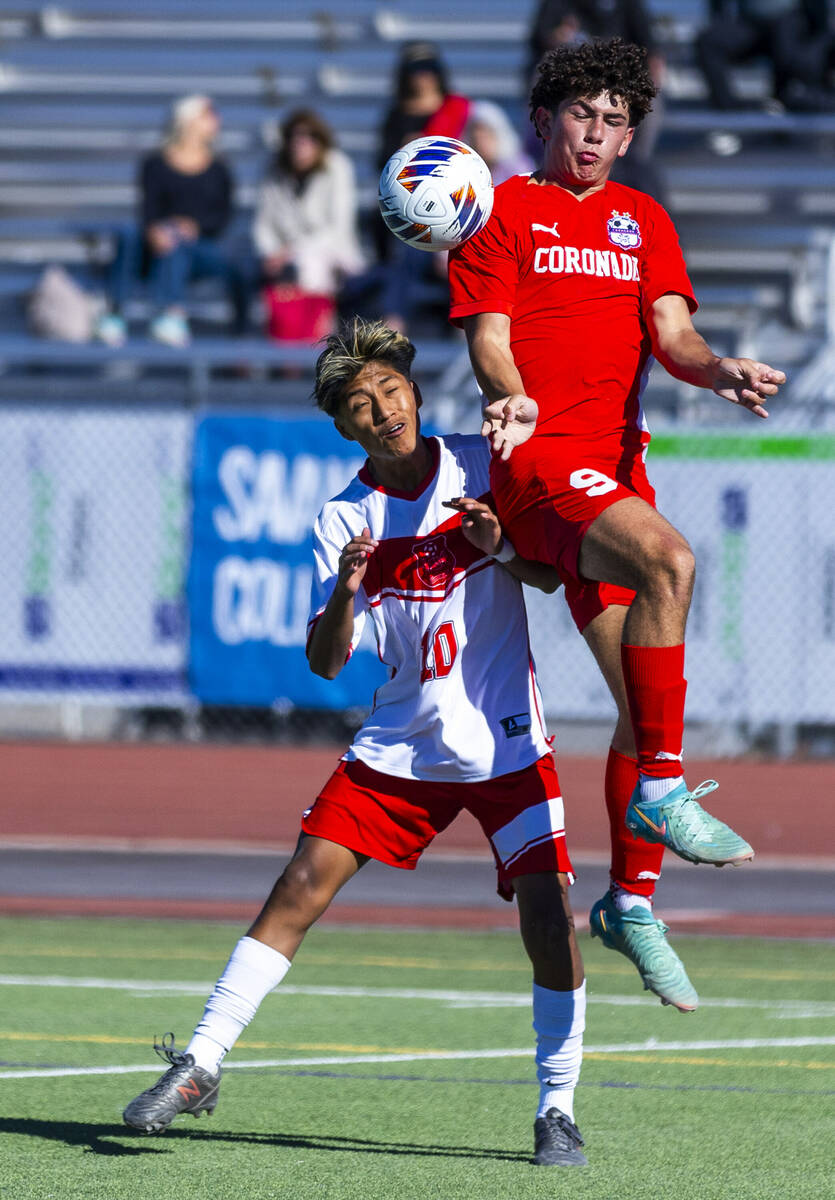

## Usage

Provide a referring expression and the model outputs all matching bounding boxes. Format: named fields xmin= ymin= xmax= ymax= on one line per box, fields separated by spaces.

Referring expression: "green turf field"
xmin=0 ymin=916 xmax=832 ymax=1200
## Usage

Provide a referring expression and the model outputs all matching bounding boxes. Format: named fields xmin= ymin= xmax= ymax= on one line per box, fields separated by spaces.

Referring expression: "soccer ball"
xmin=378 ymin=135 xmax=494 ymax=252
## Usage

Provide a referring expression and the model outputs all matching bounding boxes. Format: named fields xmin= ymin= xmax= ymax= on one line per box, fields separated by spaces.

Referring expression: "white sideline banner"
xmin=526 ymin=434 xmax=835 ymax=726
xmin=0 ymin=407 xmax=190 ymax=701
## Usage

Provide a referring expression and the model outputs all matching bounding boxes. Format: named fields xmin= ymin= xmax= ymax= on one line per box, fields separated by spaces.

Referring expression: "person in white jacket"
xmin=253 ymin=109 xmax=364 ymax=341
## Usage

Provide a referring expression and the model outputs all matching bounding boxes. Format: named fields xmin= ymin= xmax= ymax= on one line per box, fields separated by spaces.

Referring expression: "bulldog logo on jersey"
xmin=413 ymin=534 xmax=456 ymax=589
xmin=607 ymin=210 xmax=641 ymax=249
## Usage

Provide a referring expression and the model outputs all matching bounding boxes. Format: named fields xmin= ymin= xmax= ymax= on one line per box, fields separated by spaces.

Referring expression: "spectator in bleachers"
xmin=373 ymin=43 xmax=472 ymax=334
xmin=465 ymin=101 xmax=535 ymax=185
xmin=527 ymin=0 xmax=659 ymax=72
xmin=97 ymin=94 xmax=248 ymax=348
xmin=526 ymin=1 xmax=667 ymax=199
xmin=377 ymin=41 xmax=472 ymax=169
xmin=253 ymin=109 xmax=363 ymax=343
xmin=696 ymin=1 xmax=835 ymax=113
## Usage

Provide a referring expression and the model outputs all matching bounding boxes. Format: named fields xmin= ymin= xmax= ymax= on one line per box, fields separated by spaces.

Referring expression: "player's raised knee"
xmin=638 ymin=532 xmax=694 ymax=600
xmin=662 ymin=536 xmax=695 ymax=589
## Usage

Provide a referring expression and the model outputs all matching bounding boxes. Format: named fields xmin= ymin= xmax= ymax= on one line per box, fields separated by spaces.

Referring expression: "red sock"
xmin=620 ymin=644 xmax=687 ymax=779
xmin=605 ymin=747 xmax=664 ymax=898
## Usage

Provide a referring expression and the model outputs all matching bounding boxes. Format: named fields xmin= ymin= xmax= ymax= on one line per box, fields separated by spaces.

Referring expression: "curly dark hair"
xmin=529 ymin=38 xmax=656 ymax=135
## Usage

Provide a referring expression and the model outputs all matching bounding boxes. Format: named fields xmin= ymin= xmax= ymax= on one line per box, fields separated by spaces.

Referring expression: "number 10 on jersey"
xmin=420 ymin=621 xmax=459 ymax=683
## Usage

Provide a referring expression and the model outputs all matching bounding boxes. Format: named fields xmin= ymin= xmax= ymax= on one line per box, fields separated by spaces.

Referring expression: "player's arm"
xmin=648 ymin=293 xmax=786 ymax=419
xmin=443 ymin=497 xmax=561 ymax=594
xmin=306 ymin=526 xmax=378 ymax=679
xmin=461 ymin=313 xmax=539 ymax=459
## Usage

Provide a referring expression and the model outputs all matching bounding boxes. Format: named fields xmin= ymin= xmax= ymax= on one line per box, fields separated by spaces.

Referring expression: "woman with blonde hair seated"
xmin=98 ymin=94 xmax=247 ymax=348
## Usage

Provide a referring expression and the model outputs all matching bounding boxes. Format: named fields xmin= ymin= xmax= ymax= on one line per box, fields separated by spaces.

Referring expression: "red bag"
xmin=263 ymin=284 xmax=335 ymax=342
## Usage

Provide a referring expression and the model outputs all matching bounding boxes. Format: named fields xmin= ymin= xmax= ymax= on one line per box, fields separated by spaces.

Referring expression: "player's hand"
xmin=443 ymin=496 xmax=504 ymax=556
xmin=712 ymin=357 xmax=786 ymax=419
xmin=336 ymin=526 xmax=378 ymax=596
xmin=481 ymin=394 xmax=539 ymax=461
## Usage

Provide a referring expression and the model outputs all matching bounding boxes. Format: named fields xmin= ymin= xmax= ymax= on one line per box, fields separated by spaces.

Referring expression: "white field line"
xmin=2 ymin=1037 xmax=834 ymax=1082
xmin=1 ymin=975 xmax=834 ymax=1019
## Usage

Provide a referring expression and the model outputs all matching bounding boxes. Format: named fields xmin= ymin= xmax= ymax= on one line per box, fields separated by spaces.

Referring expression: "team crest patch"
xmin=413 ymin=534 xmax=456 ymax=588
xmin=607 ymin=210 xmax=641 ymax=249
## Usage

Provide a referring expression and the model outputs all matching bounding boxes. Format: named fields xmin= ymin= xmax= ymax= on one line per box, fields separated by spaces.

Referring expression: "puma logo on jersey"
xmin=531 ymin=222 xmax=560 ymax=238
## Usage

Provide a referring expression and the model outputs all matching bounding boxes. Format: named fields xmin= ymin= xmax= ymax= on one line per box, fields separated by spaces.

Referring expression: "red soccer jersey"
xmin=448 ymin=175 xmax=697 ymax=447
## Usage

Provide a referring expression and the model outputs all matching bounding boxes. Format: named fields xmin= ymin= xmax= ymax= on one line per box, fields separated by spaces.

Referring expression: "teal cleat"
xmin=589 ymin=891 xmax=698 ymax=1012
xmin=624 ymin=779 xmax=754 ymax=867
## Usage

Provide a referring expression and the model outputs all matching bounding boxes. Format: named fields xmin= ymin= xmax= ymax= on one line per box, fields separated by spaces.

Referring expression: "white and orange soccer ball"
xmin=378 ymin=135 xmax=494 ymax=252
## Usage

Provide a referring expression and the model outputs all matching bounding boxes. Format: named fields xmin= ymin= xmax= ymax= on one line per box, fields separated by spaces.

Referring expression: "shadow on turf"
xmin=0 ymin=1118 xmax=165 ymax=1157
xmin=0 ymin=1117 xmax=531 ymax=1163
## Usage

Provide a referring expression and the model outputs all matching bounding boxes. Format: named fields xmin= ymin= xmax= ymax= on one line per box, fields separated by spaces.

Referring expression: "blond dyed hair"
xmin=314 ymin=318 xmax=417 ymax=417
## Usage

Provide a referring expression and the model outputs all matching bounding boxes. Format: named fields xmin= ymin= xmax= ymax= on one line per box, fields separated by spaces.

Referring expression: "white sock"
xmin=639 ymin=774 xmax=684 ymax=804
xmin=611 ymin=885 xmax=652 ymax=913
xmin=533 ymin=980 xmax=586 ymax=1122
xmin=185 ymin=936 xmax=291 ymax=1073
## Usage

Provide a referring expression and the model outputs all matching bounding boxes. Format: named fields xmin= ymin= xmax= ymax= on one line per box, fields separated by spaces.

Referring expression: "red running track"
xmin=2 ymin=743 xmax=832 ymax=935
xmin=1 ymin=741 xmax=832 ymax=858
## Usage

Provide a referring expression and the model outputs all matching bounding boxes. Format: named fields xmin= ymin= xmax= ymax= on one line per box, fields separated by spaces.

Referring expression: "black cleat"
xmin=122 ymin=1033 xmax=221 ymax=1133
xmin=533 ymin=1107 xmax=588 ymax=1166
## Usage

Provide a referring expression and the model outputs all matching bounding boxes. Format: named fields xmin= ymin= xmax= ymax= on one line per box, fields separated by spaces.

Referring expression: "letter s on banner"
xmin=213 ymin=447 xmax=258 ymax=541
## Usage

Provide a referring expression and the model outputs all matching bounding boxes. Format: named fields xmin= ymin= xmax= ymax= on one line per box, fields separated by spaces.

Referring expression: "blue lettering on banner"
xmin=188 ymin=415 xmax=387 ymax=708
xmin=720 ymin=485 xmax=748 ymax=532
xmin=718 ymin=485 xmax=748 ymax=665
xmin=24 ymin=432 xmax=54 ymax=640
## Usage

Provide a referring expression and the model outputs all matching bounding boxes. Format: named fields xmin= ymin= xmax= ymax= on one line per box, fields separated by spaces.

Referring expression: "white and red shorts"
xmin=301 ymin=753 xmax=574 ymax=901
xmin=491 ymin=435 xmax=656 ymax=633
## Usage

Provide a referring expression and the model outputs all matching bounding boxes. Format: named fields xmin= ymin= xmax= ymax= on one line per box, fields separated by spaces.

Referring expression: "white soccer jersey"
xmin=307 ymin=434 xmax=551 ymax=782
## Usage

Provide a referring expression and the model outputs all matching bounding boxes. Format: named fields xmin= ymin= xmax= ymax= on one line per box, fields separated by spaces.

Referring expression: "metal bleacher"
xmin=1 ymin=1 xmax=834 ymax=411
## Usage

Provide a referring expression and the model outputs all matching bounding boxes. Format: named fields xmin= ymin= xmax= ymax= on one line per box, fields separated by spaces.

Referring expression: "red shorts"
xmin=302 ymin=754 xmax=574 ymax=901
xmin=563 ymin=578 xmax=636 ymax=635
xmin=491 ymin=436 xmax=655 ymax=634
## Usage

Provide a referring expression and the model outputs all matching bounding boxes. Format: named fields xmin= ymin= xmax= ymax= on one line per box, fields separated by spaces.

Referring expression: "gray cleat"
xmin=123 ymin=1033 xmax=221 ymax=1134
xmin=533 ymin=1108 xmax=588 ymax=1166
